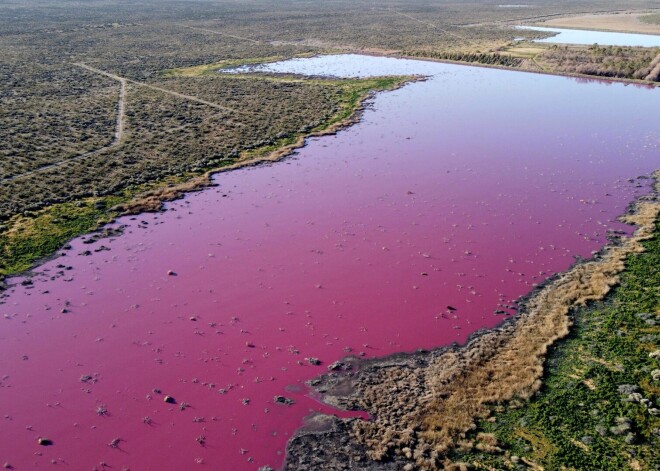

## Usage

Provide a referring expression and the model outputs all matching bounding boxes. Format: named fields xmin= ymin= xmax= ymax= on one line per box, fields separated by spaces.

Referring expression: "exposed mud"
xmin=285 ymin=171 xmax=660 ymax=471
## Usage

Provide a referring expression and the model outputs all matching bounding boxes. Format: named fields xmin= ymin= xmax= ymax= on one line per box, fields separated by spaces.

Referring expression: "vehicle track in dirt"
xmin=3 ymin=62 xmax=246 ymax=183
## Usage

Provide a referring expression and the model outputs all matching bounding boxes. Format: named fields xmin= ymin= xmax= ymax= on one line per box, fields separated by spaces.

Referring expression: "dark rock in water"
xmin=306 ymin=357 xmax=321 ymax=366
xmin=327 ymin=361 xmax=350 ymax=371
xmin=37 ymin=438 xmax=53 ymax=446
xmin=164 ymin=395 xmax=176 ymax=404
xmin=274 ymin=395 xmax=295 ymax=406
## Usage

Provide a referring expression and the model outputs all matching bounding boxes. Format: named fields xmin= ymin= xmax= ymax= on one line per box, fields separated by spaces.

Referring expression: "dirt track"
xmin=2 ymin=67 xmax=127 ymax=183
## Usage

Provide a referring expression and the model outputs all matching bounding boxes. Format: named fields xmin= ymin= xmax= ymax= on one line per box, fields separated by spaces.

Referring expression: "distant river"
xmin=1 ymin=55 xmax=658 ymax=470
xmin=517 ymin=25 xmax=660 ymax=47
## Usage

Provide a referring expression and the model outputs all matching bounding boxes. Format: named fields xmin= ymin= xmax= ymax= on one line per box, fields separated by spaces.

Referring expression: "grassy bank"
xmin=0 ymin=72 xmax=410 ymax=279
xmin=451 ymin=218 xmax=660 ymax=470
xmin=163 ymin=56 xmax=290 ymax=77
xmin=0 ymin=174 xmax=192 ymax=277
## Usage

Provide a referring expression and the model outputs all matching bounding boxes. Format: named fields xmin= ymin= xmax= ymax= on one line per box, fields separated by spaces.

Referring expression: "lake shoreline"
xmin=284 ymin=170 xmax=660 ymax=470
xmin=0 ymin=74 xmax=418 ymax=285
xmin=357 ymin=50 xmax=660 ymax=88
xmin=2 ymin=50 xmax=658 ymax=285
xmin=1 ymin=53 xmax=658 ymax=470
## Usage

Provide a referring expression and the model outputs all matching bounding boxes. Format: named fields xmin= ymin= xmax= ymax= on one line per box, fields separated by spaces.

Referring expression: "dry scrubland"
xmin=2 ymin=0 xmax=660 ymax=276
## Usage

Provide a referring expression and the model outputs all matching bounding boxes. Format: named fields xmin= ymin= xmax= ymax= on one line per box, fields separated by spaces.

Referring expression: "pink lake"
xmin=1 ymin=55 xmax=659 ymax=470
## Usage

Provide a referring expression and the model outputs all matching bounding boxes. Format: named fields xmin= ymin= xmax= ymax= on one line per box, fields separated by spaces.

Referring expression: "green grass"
xmin=452 ymin=219 xmax=660 ymax=470
xmin=0 ymin=170 xmax=204 ymax=277
xmin=311 ymin=75 xmax=412 ymax=131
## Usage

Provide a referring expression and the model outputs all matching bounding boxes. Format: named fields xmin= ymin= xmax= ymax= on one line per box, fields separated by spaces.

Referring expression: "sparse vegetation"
xmin=2 ymin=0 xmax=660 ymax=278
xmin=538 ymin=44 xmax=660 ymax=80
xmin=404 ymin=50 xmax=523 ymax=67
xmin=0 ymin=72 xmax=408 ymax=277
xmin=539 ymin=12 xmax=660 ymax=35
xmin=450 ymin=216 xmax=660 ymax=470
xmin=0 ymin=73 xmax=380 ymax=219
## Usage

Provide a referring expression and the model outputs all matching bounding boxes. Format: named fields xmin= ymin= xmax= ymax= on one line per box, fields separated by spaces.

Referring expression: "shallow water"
xmin=1 ymin=55 xmax=659 ymax=470
xmin=517 ymin=25 xmax=660 ymax=47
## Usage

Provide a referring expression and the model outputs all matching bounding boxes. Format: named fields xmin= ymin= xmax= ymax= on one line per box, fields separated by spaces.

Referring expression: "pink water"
xmin=1 ymin=55 xmax=658 ymax=470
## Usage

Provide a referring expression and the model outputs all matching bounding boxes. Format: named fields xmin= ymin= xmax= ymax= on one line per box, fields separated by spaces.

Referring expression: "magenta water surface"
xmin=1 ymin=55 xmax=658 ymax=470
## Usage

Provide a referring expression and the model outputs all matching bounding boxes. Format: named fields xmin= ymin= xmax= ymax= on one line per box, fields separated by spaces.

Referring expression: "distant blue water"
xmin=517 ymin=25 xmax=660 ymax=47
